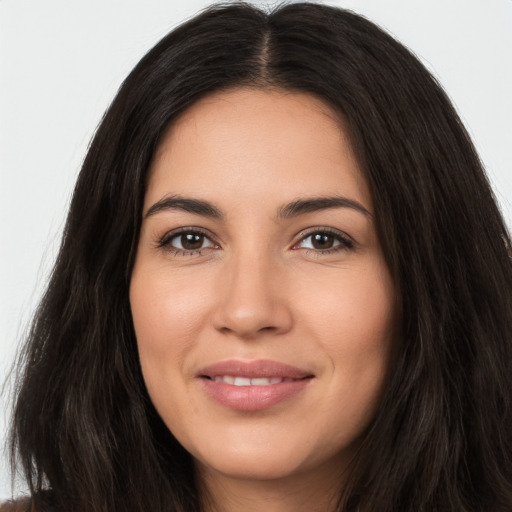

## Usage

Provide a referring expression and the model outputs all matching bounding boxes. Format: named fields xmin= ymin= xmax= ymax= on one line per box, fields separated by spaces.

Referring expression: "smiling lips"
xmin=199 ymin=360 xmax=314 ymax=411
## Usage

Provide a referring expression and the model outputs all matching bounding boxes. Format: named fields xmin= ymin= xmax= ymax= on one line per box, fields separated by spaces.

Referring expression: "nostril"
xmin=212 ymin=293 xmax=294 ymax=338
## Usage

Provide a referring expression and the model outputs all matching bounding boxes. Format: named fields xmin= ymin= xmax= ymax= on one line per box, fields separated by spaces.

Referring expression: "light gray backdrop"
xmin=1 ymin=0 xmax=511 ymax=500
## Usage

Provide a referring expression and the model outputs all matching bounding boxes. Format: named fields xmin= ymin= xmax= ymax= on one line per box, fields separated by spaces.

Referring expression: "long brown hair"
xmin=9 ymin=3 xmax=512 ymax=511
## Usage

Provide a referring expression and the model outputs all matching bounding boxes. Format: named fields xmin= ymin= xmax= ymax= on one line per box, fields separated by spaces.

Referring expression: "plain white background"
xmin=1 ymin=0 xmax=511 ymax=500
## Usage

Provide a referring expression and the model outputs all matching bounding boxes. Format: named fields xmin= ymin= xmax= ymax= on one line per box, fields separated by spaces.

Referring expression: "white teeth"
xmin=212 ymin=376 xmax=286 ymax=386
xmin=251 ymin=378 xmax=272 ymax=386
xmin=234 ymin=377 xmax=251 ymax=386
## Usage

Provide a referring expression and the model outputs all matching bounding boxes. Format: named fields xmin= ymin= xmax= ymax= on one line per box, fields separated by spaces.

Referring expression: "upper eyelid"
xmin=160 ymin=226 xmax=218 ymax=241
xmin=294 ymin=226 xmax=354 ymax=242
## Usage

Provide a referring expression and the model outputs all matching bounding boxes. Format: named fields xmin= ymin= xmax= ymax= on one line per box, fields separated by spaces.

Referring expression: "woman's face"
xmin=130 ymin=88 xmax=395 ymax=485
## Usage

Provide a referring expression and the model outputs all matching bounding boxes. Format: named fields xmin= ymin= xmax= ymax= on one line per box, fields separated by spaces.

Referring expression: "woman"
xmin=4 ymin=2 xmax=512 ymax=511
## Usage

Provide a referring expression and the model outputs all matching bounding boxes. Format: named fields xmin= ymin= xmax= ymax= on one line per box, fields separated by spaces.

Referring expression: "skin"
xmin=130 ymin=87 xmax=396 ymax=512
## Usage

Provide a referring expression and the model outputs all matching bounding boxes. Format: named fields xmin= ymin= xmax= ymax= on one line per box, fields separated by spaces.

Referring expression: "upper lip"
xmin=198 ymin=359 xmax=313 ymax=379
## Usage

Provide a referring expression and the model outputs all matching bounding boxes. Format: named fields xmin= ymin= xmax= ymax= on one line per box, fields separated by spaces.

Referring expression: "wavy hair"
xmin=8 ymin=2 xmax=512 ymax=511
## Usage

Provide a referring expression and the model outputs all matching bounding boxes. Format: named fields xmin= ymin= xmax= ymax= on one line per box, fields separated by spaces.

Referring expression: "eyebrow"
xmin=145 ymin=194 xmax=371 ymax=220
xmin=145 ymin=195 xmax=224 ymax=219
xmin=277 ymin=196 xmax=371 ymax=219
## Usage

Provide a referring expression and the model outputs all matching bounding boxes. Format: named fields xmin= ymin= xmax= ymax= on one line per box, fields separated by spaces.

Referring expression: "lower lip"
xmin=200 ymin=378 xmax=312 ymax=411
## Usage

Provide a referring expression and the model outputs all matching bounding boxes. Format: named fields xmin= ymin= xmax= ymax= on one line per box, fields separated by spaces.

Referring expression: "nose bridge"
xmin=213 ymin=242 xmax=292 ymax=337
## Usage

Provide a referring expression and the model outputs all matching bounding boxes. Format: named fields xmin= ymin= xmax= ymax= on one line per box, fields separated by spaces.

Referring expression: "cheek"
xmin=328 ymin=284 xmax=394 ymax=362
xmin=298 ymin=261 xmax=395 ymax=420
xmin=129 ymin=269 xmax=208 ymax=388
xmin=297 ymin=259 xmax=395 ymax=351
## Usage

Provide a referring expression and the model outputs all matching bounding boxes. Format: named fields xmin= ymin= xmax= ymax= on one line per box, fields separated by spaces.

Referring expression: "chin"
xmin=198 ymin=451 xmax=306 ymax=482
xmin=190 ymin=431 xmax=345 ymax=484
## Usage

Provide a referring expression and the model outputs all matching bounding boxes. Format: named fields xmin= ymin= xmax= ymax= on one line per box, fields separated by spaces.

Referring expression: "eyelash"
xmin=157 ymin=227 xmax=218 ymax=257
xmin=156 ymin=227 xmax=354 ymax=257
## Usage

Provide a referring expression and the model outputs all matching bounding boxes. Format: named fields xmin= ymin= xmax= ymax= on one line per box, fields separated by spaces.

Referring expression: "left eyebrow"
xmin=277 ymin=196 xmax=371 ymax=219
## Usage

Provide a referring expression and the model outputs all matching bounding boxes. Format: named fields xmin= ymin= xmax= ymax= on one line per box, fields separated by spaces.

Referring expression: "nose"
xmin=212 ymin=250 xmax=293 ymax=339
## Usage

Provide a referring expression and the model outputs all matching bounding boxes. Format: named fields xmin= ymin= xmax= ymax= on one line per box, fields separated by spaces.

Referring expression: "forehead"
xmin=146 ymin=87 xmax=371 ymax=211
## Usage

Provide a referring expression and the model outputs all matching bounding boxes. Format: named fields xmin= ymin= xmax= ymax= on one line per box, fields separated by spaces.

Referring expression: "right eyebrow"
xmin=144 ymin=195 xmax=224 ymax=219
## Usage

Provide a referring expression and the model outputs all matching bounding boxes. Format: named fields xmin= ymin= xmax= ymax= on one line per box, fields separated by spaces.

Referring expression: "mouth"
xmin=198 ymin=360 xmax=314 ymax=411
xmin=204 ymin=375 xmax=305 ymax=386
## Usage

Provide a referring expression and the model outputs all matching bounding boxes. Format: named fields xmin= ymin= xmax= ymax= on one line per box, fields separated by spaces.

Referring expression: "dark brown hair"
xmin=8 ymin=2 xmax=512 ymax=511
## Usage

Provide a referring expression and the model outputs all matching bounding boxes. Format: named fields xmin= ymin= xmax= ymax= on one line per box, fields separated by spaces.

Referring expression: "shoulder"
xmin=1 ymin=491 xmax=57 ymax=512
xmin=0 ymin=498 xmax=31 ymax=512
xmin=0 ymin=497 xmax=55 ymax=512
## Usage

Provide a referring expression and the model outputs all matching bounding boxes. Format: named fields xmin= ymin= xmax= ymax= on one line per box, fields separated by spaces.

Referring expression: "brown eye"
xmin=180 ymin=233 xmax=205 ymax=250
xmin=164 ymin=231 xmax=217 ymax=252
xmin=296 ymin=230 xmax=353 ymax=252
xmin=311 ymin=233 xmax=335 ymax=249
